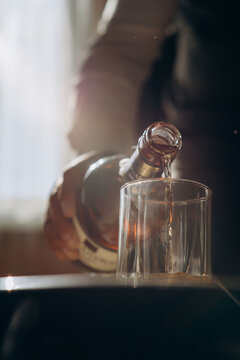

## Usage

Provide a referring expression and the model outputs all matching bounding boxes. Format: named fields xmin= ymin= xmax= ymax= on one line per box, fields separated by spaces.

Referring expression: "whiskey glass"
xmin=116 ymin=179 xmax=212 ymax=281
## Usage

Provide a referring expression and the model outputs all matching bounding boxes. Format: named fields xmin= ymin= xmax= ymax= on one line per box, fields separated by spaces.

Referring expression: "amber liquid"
xmin=77 ymin=155 xmax=124 ymax=251
xmin=139 ymin=140 xmax=178 ymax=167
xmin=78 ymin=143 xmax=179 ymax=254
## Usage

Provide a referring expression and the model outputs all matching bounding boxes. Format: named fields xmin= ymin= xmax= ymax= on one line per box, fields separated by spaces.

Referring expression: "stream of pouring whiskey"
xmin=163 ymin=159 xmax=174 ymax=273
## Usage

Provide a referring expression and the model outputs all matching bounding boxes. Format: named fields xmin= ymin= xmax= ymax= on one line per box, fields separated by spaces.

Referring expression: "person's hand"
xmin=44 ymin=151 xmax=101 ymax=261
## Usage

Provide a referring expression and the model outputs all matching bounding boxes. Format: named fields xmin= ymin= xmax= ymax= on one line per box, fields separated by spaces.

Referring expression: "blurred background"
xmin=0 ymin=0 xmax=106 ymax=276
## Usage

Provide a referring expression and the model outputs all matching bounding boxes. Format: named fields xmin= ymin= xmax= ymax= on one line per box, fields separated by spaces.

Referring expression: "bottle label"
xmin=73 ymin=216 xmax=117 ymax=272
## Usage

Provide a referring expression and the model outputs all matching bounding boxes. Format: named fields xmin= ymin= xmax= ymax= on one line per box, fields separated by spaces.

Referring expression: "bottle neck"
xmin=119 ymin=122 xmax=182 ymax=181
xmin=119 ymin=147 xmax=164 ymax=182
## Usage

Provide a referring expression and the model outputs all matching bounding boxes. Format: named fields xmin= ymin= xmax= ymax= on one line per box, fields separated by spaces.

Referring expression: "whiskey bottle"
xmin=73 ymin=122 xmax=182 ymax=271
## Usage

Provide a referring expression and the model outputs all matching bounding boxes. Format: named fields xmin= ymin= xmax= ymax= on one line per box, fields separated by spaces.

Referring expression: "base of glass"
xmin=116 ymin=272 xmax=212 ymax=287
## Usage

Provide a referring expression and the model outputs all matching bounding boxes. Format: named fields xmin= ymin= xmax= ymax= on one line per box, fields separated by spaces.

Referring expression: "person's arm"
xmin=69 ymin=0 xmax=177 ymax=154
xmin=44 ymin=0 xmax=178 ymax=262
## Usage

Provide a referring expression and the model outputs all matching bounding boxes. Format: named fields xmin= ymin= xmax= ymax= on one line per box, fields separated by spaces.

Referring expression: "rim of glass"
xmin=121 ymin=178 xmax=212 ymax=202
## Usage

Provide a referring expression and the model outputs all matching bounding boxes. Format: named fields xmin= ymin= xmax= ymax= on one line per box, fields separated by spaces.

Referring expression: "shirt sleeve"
xmin=68 ymin=0 xmax=177 ymax=154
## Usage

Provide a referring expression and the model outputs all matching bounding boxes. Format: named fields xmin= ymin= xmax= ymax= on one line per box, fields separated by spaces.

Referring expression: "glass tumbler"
xmin=116 ymin=179 xmax=212 ymax=280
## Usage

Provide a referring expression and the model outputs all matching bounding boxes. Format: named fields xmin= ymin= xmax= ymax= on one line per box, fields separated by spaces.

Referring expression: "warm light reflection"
xmin=134 ymin=222 xmax=137 ymax=245
xmin=5 ymin=276 xmax=14 ymax=291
